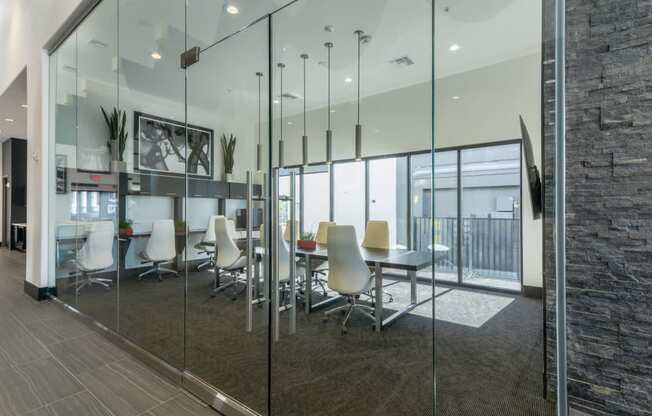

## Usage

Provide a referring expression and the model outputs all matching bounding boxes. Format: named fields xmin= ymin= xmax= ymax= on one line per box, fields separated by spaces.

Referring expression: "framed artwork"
xmin=55 ymin=154 xmax=67 ymax=194
xmin=134 ymin=112 xmax=213 ymax=177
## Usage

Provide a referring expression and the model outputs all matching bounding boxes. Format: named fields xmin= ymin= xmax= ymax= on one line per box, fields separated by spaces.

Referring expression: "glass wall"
xmin=47 ymin=0 xmax=563 ymax=415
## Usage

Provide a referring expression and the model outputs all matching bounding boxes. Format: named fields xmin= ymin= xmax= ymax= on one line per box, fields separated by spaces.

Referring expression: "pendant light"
xmin=277 ymin=62 xmax=285 ymax=168
xmin=354 ymin=30 xmax=363 ymax=161
xmin=300 ymin=53 xmax=309 ymax=166
xmin=324 ymin=42 xmax=333 ymax=165
xmin=256 ymin=72 xmax=263 ymax=172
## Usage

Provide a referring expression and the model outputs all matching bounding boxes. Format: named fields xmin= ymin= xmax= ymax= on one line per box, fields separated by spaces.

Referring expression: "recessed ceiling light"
xmin=89 ymin=39 xmax=108 ymax=48
xmin=151 ymin=51 xmax=162 ymax=60
xmin=344 ymin=77 xmax=353 ymax=83
xmin=226 ymin=4 xmax=239 ymax=14
xmin=4 ymin=118 xmax=14 ymax=123
xmin=452 ymin=95 xmax=461 ymax=100
xmin=21 ymin=104 xmax=28 ymax=108
xmin=273 ymin=99 xmax=280 ymax=104
xmin=287 ymin=121 xmax=293 ymax=125
xmin=449 ymin=44 xmax=460 ymax=52
xmin=330 ymin=109 xmax=336 ymax=113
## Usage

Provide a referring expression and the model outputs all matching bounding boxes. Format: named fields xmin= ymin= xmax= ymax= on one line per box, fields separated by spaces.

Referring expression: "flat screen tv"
xmin=520 ymin=115 xmax=542 ymax=219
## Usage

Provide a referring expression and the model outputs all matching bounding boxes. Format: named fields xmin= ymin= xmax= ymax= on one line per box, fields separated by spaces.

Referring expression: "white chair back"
xmin=202 ymin=215 xmax=221 ymax=244
xmin=277 ymin=224 xmax=291 ymax=283
xmin=327 ymin=225 xmax=372 ymax=295
xmin=361 ymin=220 xmax=390 ymax=250
xmin=215 ymin=216 xmax=242 ymax=268
xmin=314 ymin=221 xmax=336 ymax=245
xmin=145 ymin=219 xmax=176 ymax=262
xmin=283 ymin=220 xmax=299 ymax=242
xmin=78 ymin=221 xmax=114 ymax=271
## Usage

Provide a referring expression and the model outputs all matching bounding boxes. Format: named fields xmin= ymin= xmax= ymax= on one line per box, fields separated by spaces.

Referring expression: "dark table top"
xmin=294 ymin=245 xmax=433 ymax=272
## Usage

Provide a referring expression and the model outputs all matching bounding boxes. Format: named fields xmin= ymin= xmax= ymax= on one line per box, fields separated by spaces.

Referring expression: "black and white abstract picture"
xmin=134 ymin=112 xmax=213 ymax=177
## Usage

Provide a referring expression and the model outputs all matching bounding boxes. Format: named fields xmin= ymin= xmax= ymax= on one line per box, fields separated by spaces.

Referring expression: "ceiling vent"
xmin=389 ymin=56 xmax=414 ymax=67
xmin=281 ymin=92 xmax=302 ymax=100
xmin=89 ymin=39 xmax=108 ymax=48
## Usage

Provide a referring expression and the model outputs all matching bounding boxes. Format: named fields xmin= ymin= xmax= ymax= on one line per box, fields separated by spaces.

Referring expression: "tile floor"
xmin=0 ymin=249 xmax=220 ymax=416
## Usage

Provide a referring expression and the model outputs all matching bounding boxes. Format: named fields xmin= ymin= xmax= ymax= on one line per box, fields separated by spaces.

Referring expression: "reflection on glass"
xmin=302 ymin=165 xmax=330 ymax=234
xmin=433 ymin=151 xmax=458 ymax=283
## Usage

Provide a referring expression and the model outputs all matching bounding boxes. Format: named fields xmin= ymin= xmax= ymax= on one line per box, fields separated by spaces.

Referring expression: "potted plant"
xmin=221 ymin=133 xmax=236 ymax=182
xmin=101 ymin=106 xmax=128 ymax=172
xmin=297 ymin=231 xmax=317 ymax=250
xmin=118 ymin=220 xmax=134 ymax=238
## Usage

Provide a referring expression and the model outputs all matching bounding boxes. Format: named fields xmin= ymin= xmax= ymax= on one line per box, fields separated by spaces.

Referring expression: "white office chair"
xmin=73 ymin=221 xmax=115 ymax=294
xmin=195 ymin=215 xmax=220 ymax=271
xmin=362 ymin=220 xmax=393 ymax=303
xmin=139 ymin=219 xmax=179 ymax=281
xmin=212 ymin=216 xmax=248 ymax=297
xmin=323 ymin=225 xmax=375 ymax=333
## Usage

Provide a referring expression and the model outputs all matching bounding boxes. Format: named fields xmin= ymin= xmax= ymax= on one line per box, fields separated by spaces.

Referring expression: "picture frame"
xmin=133 ymin=112 xmax=214 ymax=178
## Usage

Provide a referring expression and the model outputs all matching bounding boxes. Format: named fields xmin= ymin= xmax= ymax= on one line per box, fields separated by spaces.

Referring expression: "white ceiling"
xmin=0 ymin=69 xmax=27 ymax=141
xmin=53 ymin=0 xmax=541 ymax=117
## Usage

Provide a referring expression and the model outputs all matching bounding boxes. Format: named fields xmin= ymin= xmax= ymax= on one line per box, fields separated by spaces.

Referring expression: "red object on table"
xmin=297 ymin=239 xmax=317 ymax=250
xmin=119 ymin=228 xmax=133 ymax=237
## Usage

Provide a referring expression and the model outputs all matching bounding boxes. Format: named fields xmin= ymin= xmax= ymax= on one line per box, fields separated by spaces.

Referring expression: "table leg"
xmin=375 ymin=262 xmax=383 ymax=332
xmin=304 ymin=254 xmax=312 ymax=314
xmin=410 ymin=270 xmax=417 ymax=304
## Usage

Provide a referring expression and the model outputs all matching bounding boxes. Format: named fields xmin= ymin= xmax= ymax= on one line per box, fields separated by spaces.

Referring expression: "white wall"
xmin=0 ymin=0 xmax=84 ymax=289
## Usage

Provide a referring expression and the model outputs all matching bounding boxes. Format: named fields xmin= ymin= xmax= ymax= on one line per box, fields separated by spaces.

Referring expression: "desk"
xmin=297 ymin=246 xmax=434 ymax=331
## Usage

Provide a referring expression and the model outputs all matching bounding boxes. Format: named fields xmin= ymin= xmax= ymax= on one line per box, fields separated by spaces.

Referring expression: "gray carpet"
xmin=55 ymin=266 xmax=554 ymax=416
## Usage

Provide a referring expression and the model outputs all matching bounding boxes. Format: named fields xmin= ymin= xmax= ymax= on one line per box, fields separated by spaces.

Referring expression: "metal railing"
xmin=412 ymin=216 xmax=520 ymax=279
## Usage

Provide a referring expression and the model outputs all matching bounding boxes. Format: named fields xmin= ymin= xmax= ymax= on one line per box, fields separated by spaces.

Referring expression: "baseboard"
xmin=522 ymin=285 xmax=543 ymax=299
xmin=24 ymin=281 xmax=57 ymax=301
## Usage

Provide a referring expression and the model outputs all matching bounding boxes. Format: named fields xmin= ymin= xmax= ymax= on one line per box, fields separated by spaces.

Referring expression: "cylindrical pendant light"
xmin=256 ymin=71 xmax=263 ymax=172
xmin=324 ymin=42 xmax=333 ymax=165
xmin=301 ymin=53 xmax=309 ymax=166
xmin=354 ymin=30 xmax=363 ymax=161
xmin=277 ymin=62 xmax=285 ymax=168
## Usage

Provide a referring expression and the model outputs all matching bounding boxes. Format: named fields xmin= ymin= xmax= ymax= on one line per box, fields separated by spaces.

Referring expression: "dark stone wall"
xmin=565 ymin=0 xmax=652 ymax=415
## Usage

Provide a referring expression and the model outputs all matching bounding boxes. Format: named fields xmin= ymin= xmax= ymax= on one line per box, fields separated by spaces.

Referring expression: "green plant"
xmin=220 ymin=133 xmax=237 ymax=174
xmin=118 ymin=220 xmax=133 ymax=230
xmin=101 ymin=106 xmax=128 ymax=161
xmin=300 ymin=231 xmax=315 ymax=241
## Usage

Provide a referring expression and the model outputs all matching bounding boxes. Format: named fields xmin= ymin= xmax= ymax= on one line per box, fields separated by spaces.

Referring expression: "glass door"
xmin=185 ymin=16 xmax=270 ymax=415
xmin=269 ymin=1 xmax=434 ymax=415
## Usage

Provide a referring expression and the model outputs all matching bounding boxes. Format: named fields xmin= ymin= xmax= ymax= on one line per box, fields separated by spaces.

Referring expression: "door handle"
xmin=245 ymin=171 xmax=253 ymax=332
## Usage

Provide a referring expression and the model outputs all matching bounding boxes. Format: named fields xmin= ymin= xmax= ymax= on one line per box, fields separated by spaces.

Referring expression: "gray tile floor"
xmin=0 ymin=249 xmax=220 ymax=416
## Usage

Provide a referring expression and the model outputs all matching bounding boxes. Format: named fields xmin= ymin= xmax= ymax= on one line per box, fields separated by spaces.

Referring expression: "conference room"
xmin=47 ymin=0 xmax=557 ymax=415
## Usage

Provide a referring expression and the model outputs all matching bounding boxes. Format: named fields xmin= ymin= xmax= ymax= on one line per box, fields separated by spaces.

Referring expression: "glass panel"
xmin=369 ymin=157 xmax=408 ymax=249
xmin=271 ymin=1 xmax=434 ymax=415
xmin=51 ymin=31 xmax=80 ymax=309
xmin=185 ymin=15 xmax=269 ymax=414
xmin=461 ymin=144 xmax=521 ymax=290
xmin=434 ymin=0 xmax=554 ymax=413
xmin=333 ymin=161 xmax=365 ymax=240
xmin=117 ymin=0 xmax=186 ymax=368
xmin=433 ymin=151 xmax=458 ymax=283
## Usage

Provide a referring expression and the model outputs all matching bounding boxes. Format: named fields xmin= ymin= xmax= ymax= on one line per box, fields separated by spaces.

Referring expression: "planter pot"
xmin=297 ymin=239 xmax=317 ymax=250
xmin=112 ymin=160 xmax=127 ymax=173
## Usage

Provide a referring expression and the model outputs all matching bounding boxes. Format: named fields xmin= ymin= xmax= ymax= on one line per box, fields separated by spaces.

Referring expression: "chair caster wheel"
xmin=341 ymin=328 xmax=348 ymax=335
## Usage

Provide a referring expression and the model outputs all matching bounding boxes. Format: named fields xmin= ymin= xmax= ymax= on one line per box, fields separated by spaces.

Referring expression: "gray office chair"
xmin=323 ymin=225 xmax=375 ymax=334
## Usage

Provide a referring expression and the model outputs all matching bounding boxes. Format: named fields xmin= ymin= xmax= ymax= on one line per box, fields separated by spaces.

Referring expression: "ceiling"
xmin=52 ymin=0 xmax=541 ymax=117
xmin=0 ymin=69 xmax=27 ymax=141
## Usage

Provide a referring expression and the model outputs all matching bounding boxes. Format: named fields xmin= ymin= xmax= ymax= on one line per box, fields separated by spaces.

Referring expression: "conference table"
xmin=256 ymin=244 xmax=438 ymax=332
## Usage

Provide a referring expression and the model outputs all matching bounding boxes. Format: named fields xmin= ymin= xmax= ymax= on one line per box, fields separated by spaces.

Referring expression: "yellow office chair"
xmin=314 ymin=221 xmax=336 ymax=245
xmin=282 ymin=220 xmax=300 ymax=242
xmin=311 ymin=221 xmax=336 ymax=296
xmin=361 ymin=220 xmax=393 ymax=302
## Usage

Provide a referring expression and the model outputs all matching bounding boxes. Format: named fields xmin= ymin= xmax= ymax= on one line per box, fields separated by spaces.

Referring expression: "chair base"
xmin=323 ymin=295 xmax=375 ymax=334
xmin=196 ymin=256 xmax=215 ymax=272
xmin=139 ymin=262 xmax=179 ymax=282
xmin=72 ymin=274 xmax=112 ymax=295
xmin=211 ymin=270 xmax=246 ymax=299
